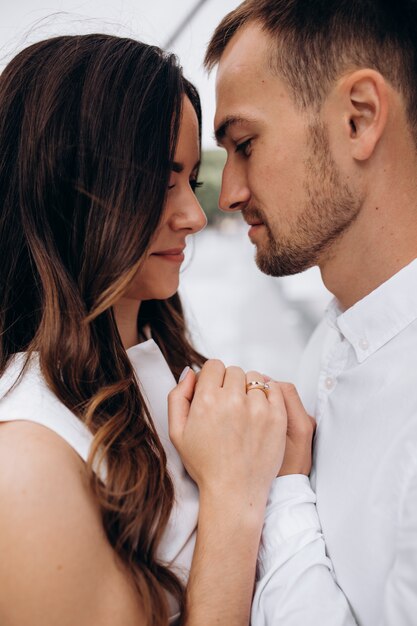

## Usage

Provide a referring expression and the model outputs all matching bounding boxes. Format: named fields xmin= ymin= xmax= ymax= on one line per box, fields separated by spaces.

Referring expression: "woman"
xmin=0 ymin=34 xmax=312 ymax=626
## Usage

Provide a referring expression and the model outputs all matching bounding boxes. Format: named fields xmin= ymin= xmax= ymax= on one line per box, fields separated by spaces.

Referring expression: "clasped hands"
xmin=168 ymin=360 xmax=315 ymax=508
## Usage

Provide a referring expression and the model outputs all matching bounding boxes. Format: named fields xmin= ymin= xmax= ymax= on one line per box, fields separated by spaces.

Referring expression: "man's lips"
xmin=246 ymin=222 xmax=265 ymax=241
xmin=244 ymin=213 xmax=265 ymax=226
xmin=151 ymin=248 xmax=185 ymax=263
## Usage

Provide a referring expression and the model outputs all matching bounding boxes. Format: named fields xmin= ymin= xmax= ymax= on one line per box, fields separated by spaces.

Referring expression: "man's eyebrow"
xmin=171 ymin=160 xmax=201 ymax=173
xmin=214 ymin=116 xmax=255 ymax=146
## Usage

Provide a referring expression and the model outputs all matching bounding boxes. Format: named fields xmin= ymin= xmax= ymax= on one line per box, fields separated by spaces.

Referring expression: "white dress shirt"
xmin=0 ymin=339 xmax=198 ymax=623
xmin=251 ymin=258 xmax=417 ymax=625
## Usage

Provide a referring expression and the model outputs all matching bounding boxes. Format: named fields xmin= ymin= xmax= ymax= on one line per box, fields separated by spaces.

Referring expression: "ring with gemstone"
xmin=246 ymin=381 xmax=270 ymax=397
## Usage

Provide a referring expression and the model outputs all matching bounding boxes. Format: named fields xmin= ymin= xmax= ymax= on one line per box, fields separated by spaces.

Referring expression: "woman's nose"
xmin=171 ymin=191 xmax=207 ymax=233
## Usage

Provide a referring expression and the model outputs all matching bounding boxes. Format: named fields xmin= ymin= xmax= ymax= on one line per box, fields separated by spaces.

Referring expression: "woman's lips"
xmin=151 ymin=248 xmax=185 ymax=263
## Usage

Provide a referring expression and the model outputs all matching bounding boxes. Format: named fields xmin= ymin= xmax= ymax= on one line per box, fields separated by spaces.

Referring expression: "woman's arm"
xmin=182 ymin=490 xmax=265 ymax=626
xmin=168 ymin=360 xmax=289 ymax=626
xmin=0 ymin=421 xmax=146 ymax=626
xmin=0 ymin=363 xmax=288 ymax=626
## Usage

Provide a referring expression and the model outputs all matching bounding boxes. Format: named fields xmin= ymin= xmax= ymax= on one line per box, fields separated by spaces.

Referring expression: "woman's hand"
xmin=274 ymin=382 xmax=316 ymax=477
xmin=169 ymin=362 xmax=289 ymax=626
xmin=168 ymin=359 xmax=287 ymax=508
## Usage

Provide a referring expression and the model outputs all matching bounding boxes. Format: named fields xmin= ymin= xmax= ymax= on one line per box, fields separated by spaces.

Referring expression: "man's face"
xmin=214 ymin=22 xmax=362 ymax=276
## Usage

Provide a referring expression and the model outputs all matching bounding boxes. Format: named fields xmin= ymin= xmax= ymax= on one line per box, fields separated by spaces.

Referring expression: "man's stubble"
xmin=252 ymin=121 xmax=363 ymax=277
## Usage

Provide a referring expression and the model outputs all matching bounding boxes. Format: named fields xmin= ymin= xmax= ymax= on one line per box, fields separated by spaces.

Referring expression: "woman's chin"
xmin=144 ymin=283 xmax=179 ymax=301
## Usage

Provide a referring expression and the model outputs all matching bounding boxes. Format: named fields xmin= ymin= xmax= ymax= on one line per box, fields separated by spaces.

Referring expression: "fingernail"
xmin=179 ymin=366 xmax=191 ymax=383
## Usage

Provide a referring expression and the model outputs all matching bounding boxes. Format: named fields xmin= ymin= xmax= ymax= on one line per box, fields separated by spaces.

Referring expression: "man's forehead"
xmin=215 ymin=21 xmax=271 ymax=85
xmin=213 ymin=27 xmax=283 ymax=134
xmin=214 ymin=85 xmax=263 ymax=135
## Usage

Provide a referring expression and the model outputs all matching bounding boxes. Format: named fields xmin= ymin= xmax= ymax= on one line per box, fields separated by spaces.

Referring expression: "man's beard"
xmin=248 ymin=121 xmax=362 ymax=277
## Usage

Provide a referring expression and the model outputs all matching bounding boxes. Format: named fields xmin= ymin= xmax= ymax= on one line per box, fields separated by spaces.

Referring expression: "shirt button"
xmin=325 ymin=377 xmax=335 ymax=390
xmin=359 ymin=338 xmax=369 ymax=351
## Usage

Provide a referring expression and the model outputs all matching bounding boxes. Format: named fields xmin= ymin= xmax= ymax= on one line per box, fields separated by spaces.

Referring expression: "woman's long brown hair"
xmin=0 ymin=34 xmax=205 ymax=625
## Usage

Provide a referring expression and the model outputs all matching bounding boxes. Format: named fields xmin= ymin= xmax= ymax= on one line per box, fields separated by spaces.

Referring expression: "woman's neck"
xmin=113 ymin=297 xmax=142 ymax=350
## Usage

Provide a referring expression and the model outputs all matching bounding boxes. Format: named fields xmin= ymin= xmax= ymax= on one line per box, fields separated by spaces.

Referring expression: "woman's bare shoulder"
xmin=0 ymin=420 xmax=145 ymax=626
xmin=0 ymin=419 xmax=89 ymax=490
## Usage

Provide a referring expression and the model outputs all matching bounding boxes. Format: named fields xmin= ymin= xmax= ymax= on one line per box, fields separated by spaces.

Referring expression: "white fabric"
xmin=127 ymin=340 xmax=198 ymax=581
xmin=0 ymin=353 xmax=95 ymax=466
xmin=0 ymin=339 xmax=198 ymax=623
xmin=251 ymin=257 xmax=417 ymax=626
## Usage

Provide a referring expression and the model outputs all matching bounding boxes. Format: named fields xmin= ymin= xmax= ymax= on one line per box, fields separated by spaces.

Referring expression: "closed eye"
xmin=190 ymin=180 xmax=204 ymax=192
xmin=168 ymin=180 xmax=203 ymax=192
xmin=235 ymin=138 xmax=252 ymax=157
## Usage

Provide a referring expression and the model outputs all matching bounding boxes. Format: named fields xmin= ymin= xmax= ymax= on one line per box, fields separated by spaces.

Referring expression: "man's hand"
xmin=273 ymin=382 xmax=316 ymax=476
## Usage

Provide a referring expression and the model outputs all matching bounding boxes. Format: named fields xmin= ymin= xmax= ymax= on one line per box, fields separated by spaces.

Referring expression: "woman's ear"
xmin=339 ymin=69 xmax=389 ymax=161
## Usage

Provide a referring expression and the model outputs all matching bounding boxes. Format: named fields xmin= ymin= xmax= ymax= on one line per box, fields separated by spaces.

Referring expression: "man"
xmin=205 ymin=1 xmax=417 ymax=624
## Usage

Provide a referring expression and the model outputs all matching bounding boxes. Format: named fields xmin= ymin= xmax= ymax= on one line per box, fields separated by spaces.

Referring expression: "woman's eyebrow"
xmin=171 ymin=161 xmax=184 ymax=173
xmin=171 ymin=160 xmax=201 ymax=173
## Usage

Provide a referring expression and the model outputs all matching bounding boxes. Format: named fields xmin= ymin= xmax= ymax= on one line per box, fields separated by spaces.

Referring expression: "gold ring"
xmin=246 ymin=381 xmax=270 ymax=397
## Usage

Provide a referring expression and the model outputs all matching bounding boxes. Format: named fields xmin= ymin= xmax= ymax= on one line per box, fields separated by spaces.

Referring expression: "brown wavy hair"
xmin=0 ymin=34 xmax=205 ymax=625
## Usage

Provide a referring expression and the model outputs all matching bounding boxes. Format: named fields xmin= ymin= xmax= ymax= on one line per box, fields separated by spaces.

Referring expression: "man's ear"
xmin=338 ymin=69 xmax=389 ymax=161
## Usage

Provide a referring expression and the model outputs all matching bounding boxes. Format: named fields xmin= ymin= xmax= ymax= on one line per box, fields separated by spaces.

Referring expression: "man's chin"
xmin=254 ymin=249 xmax=281 ymax=276
xmin=255 ymin=248 xmax=315 ymax=278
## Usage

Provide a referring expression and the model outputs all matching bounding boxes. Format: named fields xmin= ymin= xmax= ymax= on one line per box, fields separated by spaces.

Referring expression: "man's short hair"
xmin=205 ymin=0 xmax=417 ymax=141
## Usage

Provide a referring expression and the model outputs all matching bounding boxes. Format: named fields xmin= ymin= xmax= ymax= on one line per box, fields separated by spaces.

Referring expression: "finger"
xmin=223 ymin=365 xmax=246 ymax=393
xmin=279 ymin=382 xmax=306 ymax=412
xmin=279 ymin=382 xmax=311 ymax=426
xmin=309 ymin=415 xmax=317 ymax=432
xmin=245 ymin=370 xmax=268 ymax=401
xmin=194 ymin=359 xmax=225 ymax=395
xmin=245 ymin=375 xmax=287 ymax=428
xmin=245 ymin=370 xmax=265 ymax=385
xmin=262 ymin=380 xmax=286 ymax=411
xmin=168 ymin=368 xmax=197 ymax=443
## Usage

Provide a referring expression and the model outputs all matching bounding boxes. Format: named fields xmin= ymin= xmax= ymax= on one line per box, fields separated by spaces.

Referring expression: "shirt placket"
xmin=310 ymin=326 xmax=349 ymax=490
xmin=315 ymin=325 xmax=350 ymax=426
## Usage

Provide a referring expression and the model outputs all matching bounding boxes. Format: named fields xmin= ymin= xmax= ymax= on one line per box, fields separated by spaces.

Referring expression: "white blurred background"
xmin=1 ymin=1 xmax=331 ymax=380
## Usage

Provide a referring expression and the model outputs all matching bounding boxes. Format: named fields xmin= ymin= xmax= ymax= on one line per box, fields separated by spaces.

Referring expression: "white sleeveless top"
xmin=0 ymin=339 xmax=199 ymax=623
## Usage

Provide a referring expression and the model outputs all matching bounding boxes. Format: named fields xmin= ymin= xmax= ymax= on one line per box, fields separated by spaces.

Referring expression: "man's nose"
xmin=218 ymin=164 xmax=251 ymax=212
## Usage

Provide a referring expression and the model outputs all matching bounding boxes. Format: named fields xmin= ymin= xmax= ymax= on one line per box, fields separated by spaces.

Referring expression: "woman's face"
xmin=124 ymin=96 xmax=207 ymax=302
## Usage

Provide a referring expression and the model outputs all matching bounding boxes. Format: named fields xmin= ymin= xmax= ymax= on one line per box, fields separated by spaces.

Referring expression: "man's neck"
xmin=319 ymin=196 xmax=417 ymax=310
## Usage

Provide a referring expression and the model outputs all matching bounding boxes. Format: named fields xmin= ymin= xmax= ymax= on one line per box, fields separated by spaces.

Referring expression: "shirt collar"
xmin=325 ymin=257 xmax=417 ymax=363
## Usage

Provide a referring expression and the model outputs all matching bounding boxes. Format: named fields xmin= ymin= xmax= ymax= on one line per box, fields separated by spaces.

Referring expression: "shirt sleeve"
xmin=251 ymin=475 xmax=357 ymax=626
